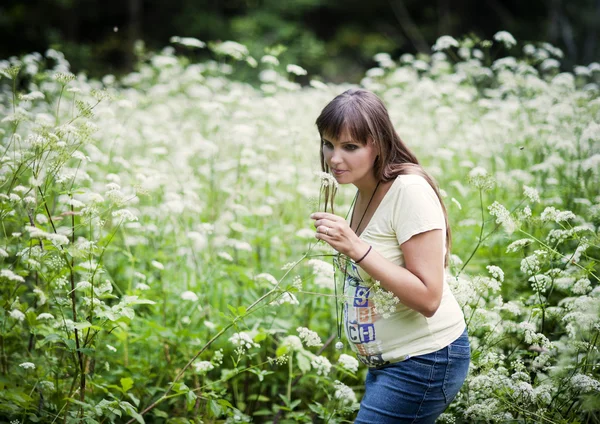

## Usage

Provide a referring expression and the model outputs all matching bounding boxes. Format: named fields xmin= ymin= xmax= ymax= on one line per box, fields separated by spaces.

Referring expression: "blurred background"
xmin=2 ymin=0 xmax=599 ymax=82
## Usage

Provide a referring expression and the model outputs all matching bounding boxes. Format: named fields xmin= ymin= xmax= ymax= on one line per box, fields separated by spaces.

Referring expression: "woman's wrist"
xmin=350 ymin=240 xmax=371 ymax=263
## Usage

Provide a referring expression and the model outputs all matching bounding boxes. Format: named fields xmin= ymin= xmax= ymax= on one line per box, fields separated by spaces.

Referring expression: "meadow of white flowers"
xmin=1 ymin=33 xmax=599 ymax=423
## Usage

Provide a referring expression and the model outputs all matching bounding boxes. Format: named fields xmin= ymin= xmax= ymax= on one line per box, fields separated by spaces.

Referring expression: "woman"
xmin=310 ymin=89 xmax=469 ymax=423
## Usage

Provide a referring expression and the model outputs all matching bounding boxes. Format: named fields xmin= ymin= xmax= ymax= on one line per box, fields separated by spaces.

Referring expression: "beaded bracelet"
xmin=355 ymin=245 xmax=372 ymax=264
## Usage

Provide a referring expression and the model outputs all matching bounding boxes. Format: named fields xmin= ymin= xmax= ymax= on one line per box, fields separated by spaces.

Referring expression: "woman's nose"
xmin=329 ymin=148 xmax=343 ymax=165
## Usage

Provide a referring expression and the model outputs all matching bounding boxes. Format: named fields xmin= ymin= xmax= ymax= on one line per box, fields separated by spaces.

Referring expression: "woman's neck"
xmin=354 ymin=174 xmax=380 ymax=197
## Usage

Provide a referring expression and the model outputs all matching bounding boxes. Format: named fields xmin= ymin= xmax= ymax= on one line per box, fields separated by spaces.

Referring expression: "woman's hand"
xmin=310 ymin=212 xmax=369 ymax=261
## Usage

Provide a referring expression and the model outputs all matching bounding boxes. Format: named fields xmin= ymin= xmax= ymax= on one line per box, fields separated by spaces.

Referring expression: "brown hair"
xmin=316 ymin=88 xmax=451 ymax=266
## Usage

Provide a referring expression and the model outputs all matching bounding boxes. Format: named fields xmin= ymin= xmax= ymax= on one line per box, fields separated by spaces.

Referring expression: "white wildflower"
xmin=297 ymin=327 xmax=323 ymax=347
xmin=520 ymin=254 xmax=541 ymax=275
xmin=273 ymin=291 xmax=299 ymax=305
xmin=333 ymin=380 xmax=359 ymax=407
xmin=212 ymin=41 xmax=249 ymax=60
xmin=19 ymin=362 xmax=35 ymax=370
xmin=486 ymin=265 xmax=504 ymax=282
xmin=10 ymin=309 xmax=25 ymax=321
xmin=193 ymin=360 xmax=214 ymax=375
xmin=0 ymin=248 xmax=8 ymax=258
xmin=295 ymin=228 xmax=315 ymax=239
xmin=218 ymin=252 xmax=233 ymax=261
xmin=151 ymin=260 xmax=164 ymax=270
xmin=493 ymin=31 xmax=517 ymax=48
xmin=229 ymin=332 xmax=259 ymax=350
xmin=572 ymin=278 xmax=591 ymax=295
xmin=307 ymin=258 xmax=334 ymax=289
xmin=170 ymin=36 xmax=205 ymax=48
xmin=488 ymin=201 xmax=517 ymax=233
xmin=529 ymin=274 xmax=551 ymax=293
xmin=506 ymin=238 xmax=533 ymax=253
xmin=432 ymin=35 xmax=459 ymax=51
xmin=310 ymin=80 xmax=328 ymax=90
xmin=112 ymin=209 xmax=138 ymax=222
xmin=106 ymin=344 xmax=117 ymax=352
xmin=181 ymin=291 xmax=198 ymax=301
xmin=570 ymin=374 xmax=600 ymax=393
xmin=370 ymin=281 xmax=400 ymax=318
xmin=256 ymin=273 xmax=278 ymax=285
xmin=1 ymin=269 xmax=25 ymax=282
xmin=261 ymin=55 xmax=279 ymax=66
xmin=36 ymin=313 xmax=54 ymax=320
xmin=523 ymin=186 xmax=540 ymax=203
xmin=338 ymin=354 xmax=359 ymax=373
xmin=311 ymin=355 xmax=332 ymax=376
xmin=281 ymin=335 xmax=303 ymax=351
xmin=286 ymin=64 xmax=307 ymax=76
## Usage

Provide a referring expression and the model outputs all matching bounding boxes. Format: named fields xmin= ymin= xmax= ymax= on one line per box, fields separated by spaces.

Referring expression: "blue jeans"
xmin=355 ymin=328 xmax=470 ymax=424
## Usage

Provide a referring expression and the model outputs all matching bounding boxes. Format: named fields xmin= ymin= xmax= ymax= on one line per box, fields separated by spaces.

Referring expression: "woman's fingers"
xmin=310 ymin=212 xmax=343 ymax=222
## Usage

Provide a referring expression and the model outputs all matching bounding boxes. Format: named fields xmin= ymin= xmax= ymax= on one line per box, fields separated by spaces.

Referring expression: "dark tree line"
xmin=2 ymin=0 xmax=599 ymax=81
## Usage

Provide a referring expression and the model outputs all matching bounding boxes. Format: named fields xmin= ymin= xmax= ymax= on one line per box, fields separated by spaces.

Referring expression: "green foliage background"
xmin=1 ymin=0 xmax=600 ymax=81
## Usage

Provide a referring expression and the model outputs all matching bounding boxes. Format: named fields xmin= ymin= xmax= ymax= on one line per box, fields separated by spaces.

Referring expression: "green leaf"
xmin=74 ymin=321 xmax=93 ymax=330
xmin=119 ymin=401 xmax=144 ymax=424
xmin=296 ymin=351 xmax=311 ymax=374
xmin=128 ymin=393 xmax=140 ymax=407
xmin=186 ymin=390 xmax=197 ymax=411
xmin=276 ymin=345 xmax=290 ymax=357
xmin=254 ymin=332 xmax=267 ymax=343
xmin=120 ymin=377 xmax=134 ymax=392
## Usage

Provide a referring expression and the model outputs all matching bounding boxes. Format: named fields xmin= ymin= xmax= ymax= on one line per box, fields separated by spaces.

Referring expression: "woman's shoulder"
xmin=395 ymin=173 xmax=430 ymax=187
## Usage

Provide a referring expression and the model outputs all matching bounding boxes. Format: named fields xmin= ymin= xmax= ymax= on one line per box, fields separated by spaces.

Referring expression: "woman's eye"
xmin=345 ymin=144 xmax=358 ymax=151
xmin=322 ymin=141 xmax=333 ymax=149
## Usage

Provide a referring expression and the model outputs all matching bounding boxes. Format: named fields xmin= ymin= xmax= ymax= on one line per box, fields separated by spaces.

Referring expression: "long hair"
xmin=316 ymin=88 xmax=452 ymax=266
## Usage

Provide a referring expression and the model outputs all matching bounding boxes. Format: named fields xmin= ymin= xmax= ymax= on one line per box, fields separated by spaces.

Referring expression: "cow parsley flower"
xmin=255 ymin=273 xmax=278 ymax=286
xmin=1 ymin=269 xmax=25 ymax=282
xmin=338 ymin=354 xmax=359 ymax=373
xmin=523 ymin=186 xmax=540 ymax=203
xmin=36 ymin=313 xmax=54 ymax=320
xmin=193 ymin=360 xmax=214 ymax=375
xmin=181 ymin=291 xmax=198 ymax=301
xmin=170 ymin=36 xmax=206 ymax=49
xmin=493 ymin=31 xmax=517 ymax=48
xmin=19 ymin=362 xmax=35 ymax=370
xmin=151 ymin=260 xmax=164 ymax=270
xmin=333 ymin=380 xmax=359 ymax=406
xmin=370 ymin=281 xmax=400 ymax=318
xmin=520 ymin=254 xmax=541 ymax=275
xmin=10 ymin=309 xmax=25 ymax=321
xmin=311 ymin=355 xmax=332 ymax=376
xmin=286 ymin=64 xmax=307 ymax=76
xmin=486 ymin=265 xmax=504 ymax=282
xmin=570 ymin=374 xmax=600 ymax=393
xmin=432 ymin=36 xmax=459 ymax=51
xmin=506 ymin=238 xmax=533 ymax=253
xmin=229 ymin=332 xmax=259 ymax=351
xmin=297 ymin=327 xmax=323 ymax=347
xmin=488 ymin=201 xmax=517 ymax=233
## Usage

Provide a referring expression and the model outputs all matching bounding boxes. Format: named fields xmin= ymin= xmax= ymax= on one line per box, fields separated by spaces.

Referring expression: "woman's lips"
xmin=332 ymin=169 xmax=347 ymax=176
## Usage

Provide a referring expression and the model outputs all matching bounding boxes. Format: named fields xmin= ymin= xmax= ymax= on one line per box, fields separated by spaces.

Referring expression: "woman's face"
xmin=321 ymin=128 xmax=378 ymax=186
